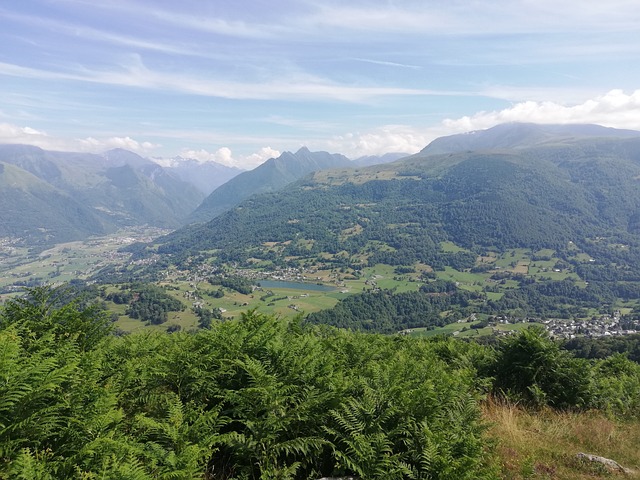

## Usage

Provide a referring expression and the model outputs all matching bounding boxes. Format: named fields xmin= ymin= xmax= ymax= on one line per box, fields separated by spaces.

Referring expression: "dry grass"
xmin=483 ymin=397 xmax=640 ymax=479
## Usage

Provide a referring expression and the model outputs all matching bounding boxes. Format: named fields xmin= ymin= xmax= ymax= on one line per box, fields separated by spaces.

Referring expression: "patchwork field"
xmin=0 ymin=227 xmax=169 ymax=300
xmin=2 ymin=234 xmax=638 ymax=335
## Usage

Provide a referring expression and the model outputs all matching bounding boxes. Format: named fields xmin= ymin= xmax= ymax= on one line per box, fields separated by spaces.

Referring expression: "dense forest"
xmin=2 ymin=285 xmax=640 ymax=479
xmin=305 ymin=282 xmax=479 ymax=333
xmin=106 ymin=284 xmax=186 ymax=325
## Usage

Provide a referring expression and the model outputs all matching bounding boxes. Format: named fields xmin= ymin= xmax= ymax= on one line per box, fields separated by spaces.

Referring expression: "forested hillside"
xmin=154 ymin=133 xmax=640 ymax=271
xmin=0 ymin=161 xmax=107 ymax=242
xmin=99 ymin=125 xmax=640 ymax=338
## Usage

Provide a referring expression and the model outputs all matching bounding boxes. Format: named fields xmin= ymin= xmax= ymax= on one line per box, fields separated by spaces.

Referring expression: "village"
xmin=487 ymin=311 xmax=640 ymax=339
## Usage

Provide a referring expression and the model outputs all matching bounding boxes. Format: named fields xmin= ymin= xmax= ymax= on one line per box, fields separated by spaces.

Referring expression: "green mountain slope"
xmin=0 ymin=145 xmax=204 ymax=244
xmin=155 ymin=126 xmax=640 ymax=273
xmin=421 ymin=122 xmax=640 ymax=155
xmin=0 ymin=162 xmax=106 ymax=242
xmin=187 ymin=147 xmax=351 ymax=223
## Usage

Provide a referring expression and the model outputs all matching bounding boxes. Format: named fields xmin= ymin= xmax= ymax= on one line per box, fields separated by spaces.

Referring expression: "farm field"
xmin=3 ymin=234 xmax=639 ymax=336
xmin=0 ymin=227 xmax=170 ymax=299
xmin=409 ymin=319 xmax=536 ymax=338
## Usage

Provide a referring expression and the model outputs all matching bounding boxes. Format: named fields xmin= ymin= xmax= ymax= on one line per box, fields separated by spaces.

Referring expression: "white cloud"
xmin=442 ymin=89 xmax=640 ymax=133
xmin=178 ymin=146 xmax=280 ymax=168
xmin=321 ymin=90 xmax=640 ymax=158
xmin=0 ymin=123 xmax=48 ymax=141
xmin=0 ymin=122 xmax=54 ymax=148
xmin=244 ymin=147 xmax=281 ymax=167
xmin=0 ymin=122 xmax=159 ymax=154
xmin=324 ymin=125 xmax=427 ymax=158
xmin=95 ymin=136 xmax=160 ymax=153
xmin=304 ymin=0 xmax=640 ymax=36
xmin=178 ymin=147 xmax=232 ymax=165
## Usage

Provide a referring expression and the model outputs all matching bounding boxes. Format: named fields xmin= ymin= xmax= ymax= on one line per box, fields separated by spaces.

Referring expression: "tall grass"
xmin=483 ymin=397 xmax=640 ymax=479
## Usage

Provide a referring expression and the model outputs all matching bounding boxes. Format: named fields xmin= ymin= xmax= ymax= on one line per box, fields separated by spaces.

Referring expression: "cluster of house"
xmin=488 ymin=312 xmax=640 ymax=339
xmin=542 ymin=312 xmax=640 ymax=339
xmin=0 ymin=236 xmax=20 ymax=257
xmin=190 ymin=263 xmax=313 ymax=284
xmin=183 ymin=289 xmax=203 ymax=309
xmin=110 ymin=227 xmax=171 ymax=246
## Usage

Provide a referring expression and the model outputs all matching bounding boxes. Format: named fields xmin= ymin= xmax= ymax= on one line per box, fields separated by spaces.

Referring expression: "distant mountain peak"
xmin=352 ymin=152 xmax=411 ymax=167
xmin=102 ymin=148 xmax=152 ymax=168
xmin=158 ymin=157 xmax=243 ymax=196
xmin=421 ymin=122 xmax=640 ymax=156
xmin=187 ymin=148 xmax=351 ymax=224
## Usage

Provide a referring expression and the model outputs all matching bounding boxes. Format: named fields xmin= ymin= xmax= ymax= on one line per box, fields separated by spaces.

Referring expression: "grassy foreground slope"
xmin=485 ymin=400 xmax=640 ymax=480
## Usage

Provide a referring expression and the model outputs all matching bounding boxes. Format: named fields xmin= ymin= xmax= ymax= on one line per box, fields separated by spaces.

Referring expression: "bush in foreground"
xmin=0 ymin=287 xmax=493 ymax=479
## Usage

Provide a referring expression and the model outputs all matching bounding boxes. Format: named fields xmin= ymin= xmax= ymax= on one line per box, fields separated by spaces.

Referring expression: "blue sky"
xmin=1 ymin=0 xmax=639 ymax=168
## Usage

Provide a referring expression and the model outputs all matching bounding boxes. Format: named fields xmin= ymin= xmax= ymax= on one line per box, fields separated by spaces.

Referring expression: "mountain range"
xmin=153 ymin=123 xmax=640 ymax=275
xmin=5 ymin=122 xmax=640 ymax=252
xmin=0 ymin=145 xmax=203 ymax=244
xmin=352 ymin=152 xmax=409 ymax=167
xmin=155 ymin=157 xmax=243 ymax=196
xmin=421 ymin=122 xmax=640 ymax=155
xmin=187 ymin=147 xmax=353 ymax=223
xmin=0 ymin=142 xmax=406 ymax=245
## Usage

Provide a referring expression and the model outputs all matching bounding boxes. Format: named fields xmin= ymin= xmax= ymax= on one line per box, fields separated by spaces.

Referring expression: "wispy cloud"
xmin=0 ymin=10 xmax=206 ymax=57
xmin=352 ymin=58 xmax=421 ymax=70
xmin=150 ymin=10 xmax=275 ymax=40
xmin=476 ymin=85 xmax=605 ymax=105
xmin=53 ymin=0 xmax=640 ymax=45
xmin=265 ymin=116 xmax=339 ymax=132
xmin=0 ymin=58 xmax=466 ymax=102
xmin=302 ymin=0 xmax=640 ymax=36
xmin=46 ymin=1 xmax=277 ymax=39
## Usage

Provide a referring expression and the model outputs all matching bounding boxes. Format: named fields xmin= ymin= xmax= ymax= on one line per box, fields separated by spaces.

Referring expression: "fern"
xmin=7 ymin=448 xmax=56 ymax=480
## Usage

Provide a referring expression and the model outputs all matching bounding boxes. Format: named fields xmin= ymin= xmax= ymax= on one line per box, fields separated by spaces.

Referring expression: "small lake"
xmin=258 ymin=280 xmax=337 ymax=292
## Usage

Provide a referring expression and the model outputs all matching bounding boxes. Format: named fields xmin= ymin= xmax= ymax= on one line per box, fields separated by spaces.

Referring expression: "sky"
xmin=1 ymin=0 xmax=640 ymax=169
